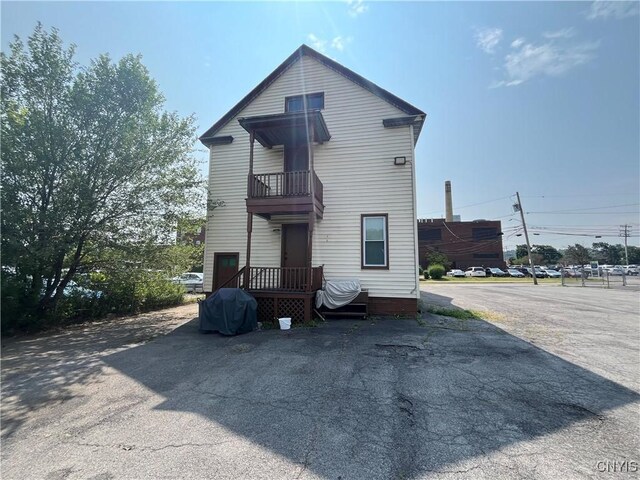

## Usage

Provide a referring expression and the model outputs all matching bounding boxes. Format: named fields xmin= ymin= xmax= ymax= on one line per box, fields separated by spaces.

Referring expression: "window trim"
xmin=284 ymin=92 xmax=325 ymax=112
xmin=361 ymin=214 xmax=389 ymax=270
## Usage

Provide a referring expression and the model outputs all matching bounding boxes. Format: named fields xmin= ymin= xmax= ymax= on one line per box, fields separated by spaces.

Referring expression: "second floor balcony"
xmin=246 ymin=169 xmax=324 ymax=220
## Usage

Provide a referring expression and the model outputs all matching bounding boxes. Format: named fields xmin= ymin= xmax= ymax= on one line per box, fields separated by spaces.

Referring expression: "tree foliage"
xmin=531 ymin=245 xmax=562 ymax=264
xmin=1 ymin=24 xmax=204 ymax=322
xmin=423 ymin=250 xmax=451 ymax=270
xmin=563 ymin=244 xmax=592 ymax=266
xmin=591 ymin=242 xmax=625 ymax=265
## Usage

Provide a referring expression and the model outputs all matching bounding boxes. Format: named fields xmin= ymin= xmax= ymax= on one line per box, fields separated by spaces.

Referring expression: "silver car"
xmin=172 ymin=272 xmax=204 ymax=293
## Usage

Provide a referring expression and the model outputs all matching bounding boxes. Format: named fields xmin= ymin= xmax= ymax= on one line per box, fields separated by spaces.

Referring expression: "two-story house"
xmin=200 ymin=45 xmax=426 ymax=323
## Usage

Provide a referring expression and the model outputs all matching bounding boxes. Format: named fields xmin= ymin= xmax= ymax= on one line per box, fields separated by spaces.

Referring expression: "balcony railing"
xmin=246 ymin=266 xmax=323 ymax=292
xmin=248 ymin=170 xmax=323 ymax=203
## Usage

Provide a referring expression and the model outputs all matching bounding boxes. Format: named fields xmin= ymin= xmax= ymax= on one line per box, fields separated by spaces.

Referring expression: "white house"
xmin=200 ymin=45 xmax=426 ymax=322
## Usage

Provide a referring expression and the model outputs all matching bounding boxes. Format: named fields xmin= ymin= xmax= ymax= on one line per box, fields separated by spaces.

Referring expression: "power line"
xmin=528 ymin=203 xmax=639 ymax=214
xmin=420 ymin=195 xmax=512 ymax=215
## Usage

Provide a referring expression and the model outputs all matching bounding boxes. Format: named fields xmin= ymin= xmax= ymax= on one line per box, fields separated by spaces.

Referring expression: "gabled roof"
xmin=200 ymin=44 xmax=426 ymax=146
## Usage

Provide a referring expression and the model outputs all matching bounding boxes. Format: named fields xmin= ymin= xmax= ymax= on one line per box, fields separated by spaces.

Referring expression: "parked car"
xmin=488 ymin=268 xmax=507 ymax=277
xmin=507 ymin=268 xmax=525 ymax=278
xmin=624 ymin=265 xmax=638 ymax=275
xmin=446 ymin=269 xmax=466 ymax=278
xmin=562 ymin=268 xmax=581 ymax=278
xmin=465 ymin=267 xmax=486 ymax=277
xmin=525 ymin=267 xmax=547 ymax=278
xmin=607 ymin=267 xmax=625 ymax=276
xmin=172 ymin=272 xmax=204 ymax=293
xmin=545 ymin=269 xmax=561 ymax=278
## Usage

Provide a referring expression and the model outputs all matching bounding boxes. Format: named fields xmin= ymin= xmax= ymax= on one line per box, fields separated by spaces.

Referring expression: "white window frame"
xmin=362 ymin=214 xmax=388 ymax=269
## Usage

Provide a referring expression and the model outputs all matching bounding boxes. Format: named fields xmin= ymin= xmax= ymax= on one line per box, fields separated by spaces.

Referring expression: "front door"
xmin=281 ymin=224 xmax=309 ymax=289
xmin=214 ymin=253 xmax=239 ymax=289
xmin=283 ymin=144 xmax=309 ymax=196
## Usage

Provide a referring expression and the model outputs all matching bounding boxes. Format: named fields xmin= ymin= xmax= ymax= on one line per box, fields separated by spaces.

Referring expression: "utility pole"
xmin=514 ymin=192 xmax=537 ymax=285
xmin=620 ymin=224 xmax=631 ymax=265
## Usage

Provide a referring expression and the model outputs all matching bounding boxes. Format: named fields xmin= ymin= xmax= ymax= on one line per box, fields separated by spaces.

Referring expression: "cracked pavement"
xmin=1 ymin=285 xmax=639 ymax=479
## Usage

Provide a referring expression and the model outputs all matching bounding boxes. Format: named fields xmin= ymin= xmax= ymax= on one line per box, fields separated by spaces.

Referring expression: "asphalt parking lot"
xmin=1 ymin=285 xmax=639 ymax=479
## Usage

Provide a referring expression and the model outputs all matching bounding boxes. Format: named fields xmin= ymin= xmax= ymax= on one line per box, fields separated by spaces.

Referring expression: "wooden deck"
xmin=213 ymin=265 xmax=323 ymax=323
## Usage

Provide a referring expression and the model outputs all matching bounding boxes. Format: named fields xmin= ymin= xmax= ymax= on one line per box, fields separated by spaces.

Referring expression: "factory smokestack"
xmin=445 ymin=181 xmax=453 ymax=222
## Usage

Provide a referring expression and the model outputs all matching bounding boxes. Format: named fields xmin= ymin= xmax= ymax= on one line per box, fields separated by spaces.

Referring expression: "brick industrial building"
xmin=417 ymin=218 xmax=505 ymax=270
xmin=417 ymin=181 xmax=505 ymax=270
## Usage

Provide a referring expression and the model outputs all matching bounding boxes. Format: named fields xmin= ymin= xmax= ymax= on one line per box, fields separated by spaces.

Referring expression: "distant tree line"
xmin=509 ymin=242 xmax=639 ymax=266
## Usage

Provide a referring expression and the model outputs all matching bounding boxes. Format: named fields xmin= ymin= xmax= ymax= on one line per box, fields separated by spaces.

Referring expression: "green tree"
xmin=563 ymin=244 xmax=592 ymax=266
xmin=627 ymin=246 xmax=640 ymax=264
xmin=424 ymin=250 xmax=451 ymax=270
xmin=515 ymin=244 xmax=529 ymax=259
xmin=1 ymin=24 xmax=203 ymax=321
xmin=531 ymin=245 xmax=562 ymax=264
xmin=591 ymin=242 xmax=624 ymax=265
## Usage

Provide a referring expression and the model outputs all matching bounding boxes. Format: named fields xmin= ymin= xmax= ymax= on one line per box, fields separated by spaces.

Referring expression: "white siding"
xmin=204 ymin=56 xmax=420 ymax=299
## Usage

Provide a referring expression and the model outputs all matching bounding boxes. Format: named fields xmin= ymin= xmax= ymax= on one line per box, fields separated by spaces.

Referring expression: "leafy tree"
xmin=591 ymin=242 xmax=624 ymax=265
xmin=563 ymin=244 xmax=592 ymax=266
xmin=515 ymin=244 xmax=529 ymax=259
xmin=531 ymin=245 xmax=562 ymax=264
xmin=1 ymin=24 xmax=203 ymax=321
xmin=424 ymin=250 xmax=451 ymax=270
xmin=627 ymin=246 xmax=640 ymax=264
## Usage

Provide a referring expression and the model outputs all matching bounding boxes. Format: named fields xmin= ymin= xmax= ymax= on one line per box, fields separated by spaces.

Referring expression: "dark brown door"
xmin=214 ymin=253 xmax=239 ymax=289
xmin=281 ymin=224 xmax=308 ymax=289
xmin=283 ymin=144 xmax=309 ymax=196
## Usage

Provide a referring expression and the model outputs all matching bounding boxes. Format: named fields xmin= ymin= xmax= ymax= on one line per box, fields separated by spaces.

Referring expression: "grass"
xmin=421 ymin=304 xmax=506 ymax=322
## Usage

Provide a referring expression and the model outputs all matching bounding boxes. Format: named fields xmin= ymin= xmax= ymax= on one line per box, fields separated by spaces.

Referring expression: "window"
xmin=362 ymin=214 xmax=388 ymax=268
xmin=418 ymin=228 xmax=441 ymax=242
xmin=285 ymin=92 xmax=324 ymax=112
xmin=473 ymin=253 xmax=499 ymax=259
xmin=472 ymin=227 xmax=498 ymax=241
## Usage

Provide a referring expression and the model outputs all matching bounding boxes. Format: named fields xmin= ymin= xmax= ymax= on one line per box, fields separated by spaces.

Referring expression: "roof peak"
xmin=200 ymin=45 xmax=426 ymax=145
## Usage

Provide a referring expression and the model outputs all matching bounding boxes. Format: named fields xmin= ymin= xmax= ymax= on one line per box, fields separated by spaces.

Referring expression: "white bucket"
xmin=278 ymin=317 xmax=292 ymax=330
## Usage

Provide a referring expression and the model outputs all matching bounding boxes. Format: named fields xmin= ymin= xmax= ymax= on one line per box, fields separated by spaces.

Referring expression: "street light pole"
xmin=515 ymin=192 xmax=537 ymax=285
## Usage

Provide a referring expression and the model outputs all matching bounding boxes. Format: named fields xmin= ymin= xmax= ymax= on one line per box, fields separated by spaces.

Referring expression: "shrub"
xmin=428 ymin=264 xmax=446 ymax=280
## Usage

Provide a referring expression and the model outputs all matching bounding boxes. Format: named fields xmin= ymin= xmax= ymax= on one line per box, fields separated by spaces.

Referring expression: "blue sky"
xmin=2 ymin=1 xmax=639 ymax=250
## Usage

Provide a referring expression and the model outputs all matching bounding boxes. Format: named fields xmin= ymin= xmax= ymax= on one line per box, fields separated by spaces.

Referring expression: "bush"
xmin=428 ymin=264 xmax=446 ymax=280
xmin=1 ymin=268 xmax=186 ymax=334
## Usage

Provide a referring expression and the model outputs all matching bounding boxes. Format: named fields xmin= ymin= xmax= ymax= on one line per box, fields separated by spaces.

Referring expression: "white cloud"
xmin=347 ymin=0 xmax=368 ymax=17
xmin=511 ymin=38 xmax=526 ymax=48
xmin=494 ymin=40 xmax=599 ymax=87
xmin=542 ymin=27 xmax=576 ymax=39
xmin=307 ymin=33 xmax=327 ymax=53
xmin=586 ymin=1 xmax=639 ymax=20
xmin=331 ymin=36 xmax=352 ymax=52
xmin=475 ymin=27 xmax=503 ymax=54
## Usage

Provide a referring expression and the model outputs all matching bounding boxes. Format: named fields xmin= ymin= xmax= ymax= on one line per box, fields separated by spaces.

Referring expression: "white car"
xmin=172 ymin=272 xmax=204 ymax=292
xmin=624 ymin=265 xmax=638 ymax=275
xmin=465 ymin=267 xmax=486 ymax=277
xmin=447 ymin=269 xmax=465 ymax=278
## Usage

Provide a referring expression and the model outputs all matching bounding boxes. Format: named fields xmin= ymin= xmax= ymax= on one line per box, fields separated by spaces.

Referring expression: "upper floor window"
xmin=418 ymin=228 xmax=442 ymax=242
xmin=362 ymin=214 xmax=389 ymax=269
xmin=285 ymin=92 xmax=324 ymax=112
xmin=472 ymin=227 xmax=498 ymax=241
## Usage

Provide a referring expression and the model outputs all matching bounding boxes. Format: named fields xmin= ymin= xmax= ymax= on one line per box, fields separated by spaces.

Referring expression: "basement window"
xmin=285 ymin=92 xmax=324 ymax=112
xmin=362 ymin=214 xmax=389 ymax=269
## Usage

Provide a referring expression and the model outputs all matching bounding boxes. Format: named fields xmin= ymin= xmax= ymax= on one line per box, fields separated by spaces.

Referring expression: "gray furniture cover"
xmin=315 ymin=279 xmax=361 ymax=309
xmin=199 ymin=288 xmax=257 ymax=335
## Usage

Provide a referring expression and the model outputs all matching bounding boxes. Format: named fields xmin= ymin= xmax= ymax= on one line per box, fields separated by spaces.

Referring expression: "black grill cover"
xmin=199 ymin=288 xmax=258 ymax=336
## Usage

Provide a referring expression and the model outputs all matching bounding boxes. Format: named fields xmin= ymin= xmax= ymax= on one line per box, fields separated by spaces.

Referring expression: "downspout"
xmin=409 ymin=123 xmax=419 ymax=298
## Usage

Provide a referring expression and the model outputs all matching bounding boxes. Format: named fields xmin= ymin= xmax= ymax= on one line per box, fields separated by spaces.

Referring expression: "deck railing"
xmin=248 ymin=170 xmax=323 ymax=203
xmin=246 ymin=266 xmax=323 ymax=292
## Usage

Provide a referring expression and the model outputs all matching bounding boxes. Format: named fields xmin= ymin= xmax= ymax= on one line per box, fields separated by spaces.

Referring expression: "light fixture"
xmin=394 ymin=156 xmax=406 ymax=165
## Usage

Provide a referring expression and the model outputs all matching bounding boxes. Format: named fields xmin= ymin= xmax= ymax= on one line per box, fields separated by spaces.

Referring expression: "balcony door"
xmin=281 ymin=223 xmax=308 ymax=289
xmin=283 ymin=143 xmax=309 ymax=196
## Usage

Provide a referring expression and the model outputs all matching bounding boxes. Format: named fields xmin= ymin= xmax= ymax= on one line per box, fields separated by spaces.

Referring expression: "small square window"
xmin=285 ymin=93 xmax=324 ymax=112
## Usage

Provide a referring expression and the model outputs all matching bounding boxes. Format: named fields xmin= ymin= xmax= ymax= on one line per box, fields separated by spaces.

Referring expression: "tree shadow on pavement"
xmin=1 ymin=306 xmax=193 ymax=440
xmin=98 ymin=292 xmax=640 ymax=478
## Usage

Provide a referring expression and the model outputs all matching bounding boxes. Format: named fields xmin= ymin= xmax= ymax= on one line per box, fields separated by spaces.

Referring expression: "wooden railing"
xmin=246 ymin=266 xmax=323 ymax=292
xmin=214 ymin=266 xmax=245 ymax=292
xmin=248 ymin=170 xmax=323 ymax=203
